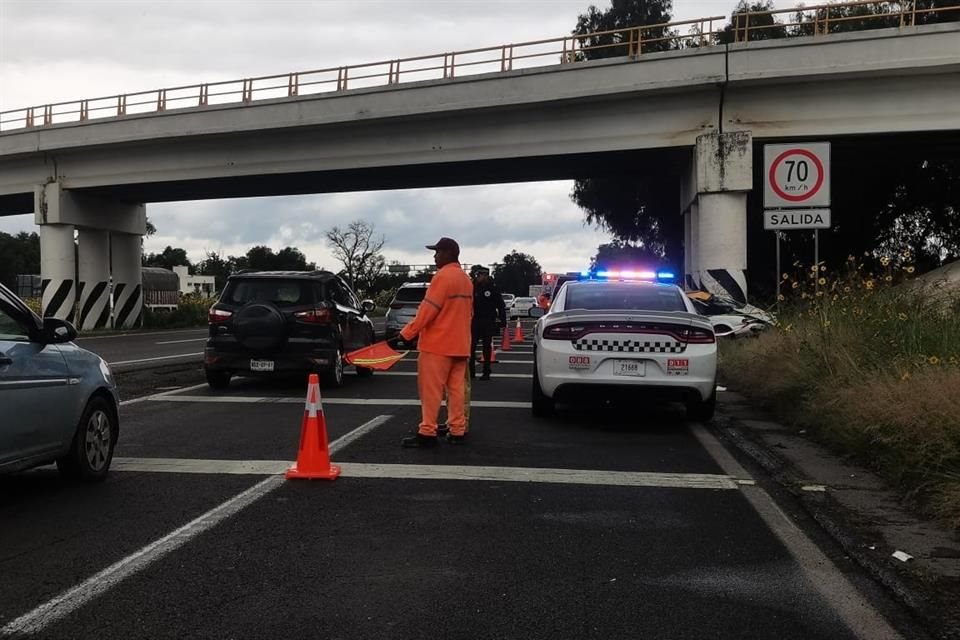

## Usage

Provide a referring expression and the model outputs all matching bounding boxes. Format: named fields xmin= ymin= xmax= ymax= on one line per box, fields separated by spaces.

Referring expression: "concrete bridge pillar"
xmin=687 ymin=202 xmax=699 ymax=290
xmin=692 ymin=132 xmax=752 ymax=302
xmin=77 ymin=229 xmax=111 ymax=330
xmin=110 ymin=233 xmax=143 ymax=329
xmin=39 ymin=224 xmax=76 ymax=321
xmin=35 ymin=182 xmax=146 ymax=328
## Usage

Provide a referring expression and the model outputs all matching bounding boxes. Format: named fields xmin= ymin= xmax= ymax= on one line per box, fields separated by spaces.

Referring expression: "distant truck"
xmin=528 ymin=284 xmax=544 ymax=298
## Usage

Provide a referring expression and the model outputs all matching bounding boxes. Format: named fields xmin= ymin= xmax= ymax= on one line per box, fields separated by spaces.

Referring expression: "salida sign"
xmin=764 ymin=209 xmax=831 ymax=231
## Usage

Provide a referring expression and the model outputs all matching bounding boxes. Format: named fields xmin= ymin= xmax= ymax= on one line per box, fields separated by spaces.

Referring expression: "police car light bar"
xmin=588 ymin=269 xmax=676 ymax=283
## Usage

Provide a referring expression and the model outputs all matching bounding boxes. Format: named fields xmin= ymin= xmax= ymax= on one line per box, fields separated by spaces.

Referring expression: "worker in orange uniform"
xmin=397 ymin=237 xmax=473 ymax=448
xmin=538 ymin=291 xmax=551 ymax=311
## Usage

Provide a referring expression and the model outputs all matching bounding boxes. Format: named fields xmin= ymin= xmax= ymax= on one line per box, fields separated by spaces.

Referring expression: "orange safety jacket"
xmin=400 ymin=263 xmax=474 ymax=356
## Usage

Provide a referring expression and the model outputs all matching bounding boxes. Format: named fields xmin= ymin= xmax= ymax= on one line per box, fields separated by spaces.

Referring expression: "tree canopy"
xmin=492 ymin=251 xmax=543 ymax=296
xmin=0 ymin=232 xmax=40 ymax=290
xmin=325 ymin=221 xmax=386 ymax=295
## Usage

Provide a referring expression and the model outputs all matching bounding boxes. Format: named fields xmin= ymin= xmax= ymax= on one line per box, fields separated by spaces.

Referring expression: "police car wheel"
xmin=531 ymin=360 xmax=554 ymax=418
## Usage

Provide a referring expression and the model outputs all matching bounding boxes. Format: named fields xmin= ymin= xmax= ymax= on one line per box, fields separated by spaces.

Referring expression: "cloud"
xmin=141 ymin=181 xmax=610 ymax=272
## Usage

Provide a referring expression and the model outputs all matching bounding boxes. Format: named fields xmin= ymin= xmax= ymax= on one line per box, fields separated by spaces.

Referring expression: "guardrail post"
xmin=388 ymin=60 xmax=400 ymax=84
xmin=337 ymin=67 xmax=348 ymax=91
xmin=25 ymin=107 xmax=35 ymax=128
xmin=117 ymin=95 xmax=127 ymax=116
xmin=242 ymin=79 xmax=252 ymax=103
xmin=80 ymin=100 xmax=89 ymax=121
xmin=43 ymin=105 xmax=52 ymax=126
xmin=157 ymin=89 xmax=167 ymax=111
xmin=199 ymin=84 xmax=209 ymax=106
xmin=287 ymin=73 xmax=299 ymax=96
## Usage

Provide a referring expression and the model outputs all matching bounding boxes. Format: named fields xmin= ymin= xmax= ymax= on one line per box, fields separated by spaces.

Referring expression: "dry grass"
xmin=721 ymin=256 xmax=960 ymax=530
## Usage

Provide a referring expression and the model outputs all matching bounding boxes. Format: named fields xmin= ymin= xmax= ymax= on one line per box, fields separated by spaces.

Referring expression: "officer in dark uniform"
xmin=470 ymin=267 xmax=507 ymax=381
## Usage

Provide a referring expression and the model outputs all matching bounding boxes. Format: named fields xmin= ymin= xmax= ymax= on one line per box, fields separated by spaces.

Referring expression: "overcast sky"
xmin=0 ymin=0 xmax=753 ymax=273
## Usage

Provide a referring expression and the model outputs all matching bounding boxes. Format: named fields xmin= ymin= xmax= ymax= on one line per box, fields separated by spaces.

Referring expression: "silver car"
xmin=0 ymin=283 xmax=119 ymax=481
xmin=384 ymin=282 xmax=429 ymax=342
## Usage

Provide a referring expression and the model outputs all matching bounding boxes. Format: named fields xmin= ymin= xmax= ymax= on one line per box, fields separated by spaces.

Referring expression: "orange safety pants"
xmin=417 ymin=352 xmax=468 ymax=437
xmin=443 ymin=363 xmax=472 ymax=433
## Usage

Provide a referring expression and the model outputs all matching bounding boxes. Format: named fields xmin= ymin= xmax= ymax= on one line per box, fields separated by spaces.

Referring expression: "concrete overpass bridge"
xmin=1 ymin=5 xmax=958 ymax=327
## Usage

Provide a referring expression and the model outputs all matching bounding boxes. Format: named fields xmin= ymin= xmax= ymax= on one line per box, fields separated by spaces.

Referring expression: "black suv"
xmin=204 ymin=271 xmax=377 ymax=389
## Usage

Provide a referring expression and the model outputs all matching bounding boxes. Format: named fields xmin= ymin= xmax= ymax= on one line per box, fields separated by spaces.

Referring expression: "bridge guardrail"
xmin=0 ymin=0 xmax=957 ymax=133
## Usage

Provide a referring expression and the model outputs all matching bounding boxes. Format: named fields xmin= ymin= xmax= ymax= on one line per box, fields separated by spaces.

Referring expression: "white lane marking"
xmin=120 ymin=383 xmax=209 ymax=407
xmin=150 ymin=395 xmax=531 ymax=408
xmin=689 ymin=423 xmax=902 ymax=640
xmin=109 ymin=352 xmax=202 ymax=366
xmin=110 ymin=458 xmax=741 ymax=489
xmin=154 ymin=338 xmax=207 ymax=345
xmin=379 ymin=371 xmax=530 ymax=379
xmin=150 ymin=395 xmax=531 ymax=409
xmin=0 ymin=415 xmax=391 ymax=637
xmin=77 ymin=329 xmax=207 ymax=341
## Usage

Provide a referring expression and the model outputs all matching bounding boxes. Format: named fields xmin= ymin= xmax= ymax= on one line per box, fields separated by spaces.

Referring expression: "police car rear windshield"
xmin=565 ymin=284 xmax=687 ymax=312
xmin=394 ymin=286 xmax=428 ymax=302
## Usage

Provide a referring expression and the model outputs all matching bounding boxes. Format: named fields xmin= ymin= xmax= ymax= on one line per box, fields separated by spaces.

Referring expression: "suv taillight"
xmin=208 ymin=307 xmax=233 ymax=324
xmin=294 ymin=308 xmax=332 ymax=323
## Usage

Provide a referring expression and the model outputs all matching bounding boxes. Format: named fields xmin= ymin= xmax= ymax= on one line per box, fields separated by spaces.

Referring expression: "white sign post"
xmin=764 ymin=142 xmax=832 ymax=299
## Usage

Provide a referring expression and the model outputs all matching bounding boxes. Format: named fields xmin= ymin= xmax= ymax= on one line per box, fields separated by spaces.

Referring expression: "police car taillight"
xmin=543 ymin=324 xmax=587 ymax=340
xmin=678 ymin=327 xmax=715 ymax=344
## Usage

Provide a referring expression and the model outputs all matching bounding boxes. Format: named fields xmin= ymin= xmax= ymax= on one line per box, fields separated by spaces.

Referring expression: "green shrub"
xmin=721 ymin=254 xmax=960 ymax=530
xmin=143 ymin=296 xmax=216 ymax=329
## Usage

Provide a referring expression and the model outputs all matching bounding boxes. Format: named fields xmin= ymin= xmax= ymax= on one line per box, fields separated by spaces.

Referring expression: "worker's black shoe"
xmin=445 ymin=433 xmax=467 ymax=445
xmin=401 ymin=433 xmax=438 ymax=448
xmin=479 ymin=372 xmax=492 ymax=381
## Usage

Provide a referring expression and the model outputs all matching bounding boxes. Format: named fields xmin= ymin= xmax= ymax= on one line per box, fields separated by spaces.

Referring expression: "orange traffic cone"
xmin=513 ymin=319 xmax=524 ymax=343
xmin=286 ymin=373 xmax=341 ymax=480
xmin=481 ymin=347 xmax=497 ymax=363
xmin=501 ymin=326 xmax=512 ymax=351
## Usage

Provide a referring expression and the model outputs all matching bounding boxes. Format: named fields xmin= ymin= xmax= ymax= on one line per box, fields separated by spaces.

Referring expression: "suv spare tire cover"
xmin=234 ymin=303 xmax=286 ymax=352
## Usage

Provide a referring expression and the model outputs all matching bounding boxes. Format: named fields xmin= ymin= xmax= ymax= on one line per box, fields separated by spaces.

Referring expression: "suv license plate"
xmin=250 ymin=359 xmax=275 ymax=372
xmin=613 ymin=360 xmax=645 ymax=377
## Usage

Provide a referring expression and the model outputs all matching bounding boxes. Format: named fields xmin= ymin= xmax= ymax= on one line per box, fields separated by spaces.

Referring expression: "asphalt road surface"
xmin=76 ymin=317 xmax=387 ymax=372
xmin=0 ymin=321 xmax=920 ymax=640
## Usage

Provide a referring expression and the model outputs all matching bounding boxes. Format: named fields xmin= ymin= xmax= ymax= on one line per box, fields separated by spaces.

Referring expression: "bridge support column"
xmin=77 ymin=229 xmax=112 ymax=331
xmin=111 ymin=233 xmax=143 ymax=329
xmin=39 ymin=224 xmax=76 ymax=321
xmin=686 ymin=202 xmax=699 ymax=290
xmin=35 ymin=181 xmax=146 ymax=328
xmin=693 ymin=131 xmax=752 ymax=302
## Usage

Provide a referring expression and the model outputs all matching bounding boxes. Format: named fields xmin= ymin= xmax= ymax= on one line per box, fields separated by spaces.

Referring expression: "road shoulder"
xmin=715 ymin=390 xmax=960 ymax=640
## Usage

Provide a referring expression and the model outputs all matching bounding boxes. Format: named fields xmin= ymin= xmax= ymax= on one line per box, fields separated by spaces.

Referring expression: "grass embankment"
xmin=721 ymin=255 xmax=960 ymax=530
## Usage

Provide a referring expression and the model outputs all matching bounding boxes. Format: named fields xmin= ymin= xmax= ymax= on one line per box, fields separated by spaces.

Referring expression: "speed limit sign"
xmin=764 ymin=143 xmax=830 ymax=209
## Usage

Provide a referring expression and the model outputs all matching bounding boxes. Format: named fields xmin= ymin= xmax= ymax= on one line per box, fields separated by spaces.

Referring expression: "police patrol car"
xmin=531 ymin=270 xmax=718 ymax=421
